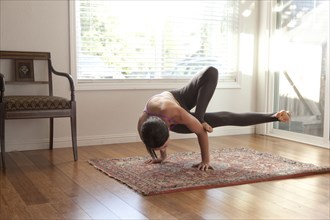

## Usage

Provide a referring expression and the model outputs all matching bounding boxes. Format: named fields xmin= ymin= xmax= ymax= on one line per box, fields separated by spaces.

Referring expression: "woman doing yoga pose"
xmin=137 ymin=67 xmax=290 ymax=170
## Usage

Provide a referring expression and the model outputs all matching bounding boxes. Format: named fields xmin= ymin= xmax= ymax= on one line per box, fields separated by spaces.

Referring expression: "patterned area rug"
xmin=89 ymin=147 xmax=330 ymax=196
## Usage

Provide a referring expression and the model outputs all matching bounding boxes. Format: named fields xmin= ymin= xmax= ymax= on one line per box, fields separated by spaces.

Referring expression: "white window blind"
xmin=75 ymin=0 xmax=239 ymax=82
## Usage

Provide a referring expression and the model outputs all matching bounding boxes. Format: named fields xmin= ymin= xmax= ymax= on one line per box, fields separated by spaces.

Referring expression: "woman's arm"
xmin=194 ymin=130 xmax=211 ymax=170
xmin=179 ymin=109 xmax=212 ymax=170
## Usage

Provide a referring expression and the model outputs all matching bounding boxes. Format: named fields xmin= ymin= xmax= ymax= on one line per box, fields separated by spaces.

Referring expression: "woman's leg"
xmin=204 ymin=111 xmax=279 ymax=127
xmin=170 ymin=66 xmax=218 ymax=123
xmin=171 ymin=111 xmax=281 ymax=134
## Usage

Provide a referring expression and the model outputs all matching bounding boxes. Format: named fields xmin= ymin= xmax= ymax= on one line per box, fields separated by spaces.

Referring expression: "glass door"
xmin=269 ymin=0 xmax=329 ymax=148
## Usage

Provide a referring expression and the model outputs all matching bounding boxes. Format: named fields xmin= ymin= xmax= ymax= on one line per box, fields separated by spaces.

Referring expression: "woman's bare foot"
xmin=274 ymin=110 xmax=291 ymax=122
xmin=202 ymin=122 xmax=213 ymax=133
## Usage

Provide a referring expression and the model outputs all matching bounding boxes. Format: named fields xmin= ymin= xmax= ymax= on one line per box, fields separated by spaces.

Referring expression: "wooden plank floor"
xmin=1 ymin=134 xmax=329 ymax=219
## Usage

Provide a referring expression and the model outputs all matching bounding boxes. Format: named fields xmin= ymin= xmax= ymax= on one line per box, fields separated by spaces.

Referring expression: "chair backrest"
xmin=0 ymin=51 xmax=75 ymax=102
xmin=0 ymin=51 xmax=54 ymax=96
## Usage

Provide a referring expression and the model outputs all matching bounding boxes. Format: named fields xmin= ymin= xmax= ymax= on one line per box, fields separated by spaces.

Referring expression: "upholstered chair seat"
xmin=4 ymin=96 xmax=71 ymax=111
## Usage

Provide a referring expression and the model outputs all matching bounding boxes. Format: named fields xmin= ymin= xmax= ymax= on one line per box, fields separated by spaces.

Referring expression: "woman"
xmin=137 ymin=67 xmax=290 ymax=170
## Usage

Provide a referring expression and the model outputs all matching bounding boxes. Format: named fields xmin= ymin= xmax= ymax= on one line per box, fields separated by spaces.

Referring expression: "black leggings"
xmin=170 ymin=66 xmax=278 ymax=134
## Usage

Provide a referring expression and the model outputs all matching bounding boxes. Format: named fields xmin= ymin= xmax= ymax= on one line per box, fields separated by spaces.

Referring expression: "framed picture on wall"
xmin=15 ymin=59 xmax=34 ymax=81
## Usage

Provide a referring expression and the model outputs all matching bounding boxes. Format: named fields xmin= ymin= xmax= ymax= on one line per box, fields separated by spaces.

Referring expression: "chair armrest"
xmin=49 ymin=61 xmax=75 ymax=102
xmin=0 ymin=73 xmax=5 ymax=92
xmin=0 ymin=73 xmax=5 ymax=103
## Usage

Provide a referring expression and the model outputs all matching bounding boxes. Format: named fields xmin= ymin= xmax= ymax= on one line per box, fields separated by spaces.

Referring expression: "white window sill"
xmin=75 ymin=79 xmax=241 ymax=91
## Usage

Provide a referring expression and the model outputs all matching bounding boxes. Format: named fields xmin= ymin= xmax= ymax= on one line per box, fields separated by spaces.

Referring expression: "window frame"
xmin=69 ymin=0 xmax=242 ymax=91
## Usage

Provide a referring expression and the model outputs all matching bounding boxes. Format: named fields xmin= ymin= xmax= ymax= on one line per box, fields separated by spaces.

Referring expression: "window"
xmin=72 ymin=0 xmax=240 ymax=85
xmin=268 ymin=0 xmax=329 ymax=147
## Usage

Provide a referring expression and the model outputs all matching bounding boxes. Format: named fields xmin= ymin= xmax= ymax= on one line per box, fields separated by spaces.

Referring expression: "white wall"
xmin=0 ymin=0 xmax=259 ymax=152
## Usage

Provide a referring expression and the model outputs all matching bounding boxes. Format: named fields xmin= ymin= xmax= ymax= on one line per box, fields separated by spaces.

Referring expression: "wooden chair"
xmin=0 ymin=51 xmax=77 ymax=169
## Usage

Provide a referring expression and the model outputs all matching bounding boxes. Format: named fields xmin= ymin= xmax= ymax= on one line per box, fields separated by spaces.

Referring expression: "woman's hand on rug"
xmin=192 ymin=162 xmax=214 ymax=171
xmin=144 ymin=158 xmax=165 ymax=164
xmin=144 ymin=148 xmax=167 ymax=164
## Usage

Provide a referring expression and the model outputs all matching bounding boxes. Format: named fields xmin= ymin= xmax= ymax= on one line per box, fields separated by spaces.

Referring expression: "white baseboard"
xmin=4 ymin=126 xmax=255 ymax=152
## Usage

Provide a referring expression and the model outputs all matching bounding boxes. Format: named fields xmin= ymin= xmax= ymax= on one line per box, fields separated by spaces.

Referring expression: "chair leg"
xmin=0 ymin=117 xmax=5 ymax=169
xmin=49 ymin=118 xmax=54 ymax=150
xmin=71 ymin=104 xmax=78 ymax=161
